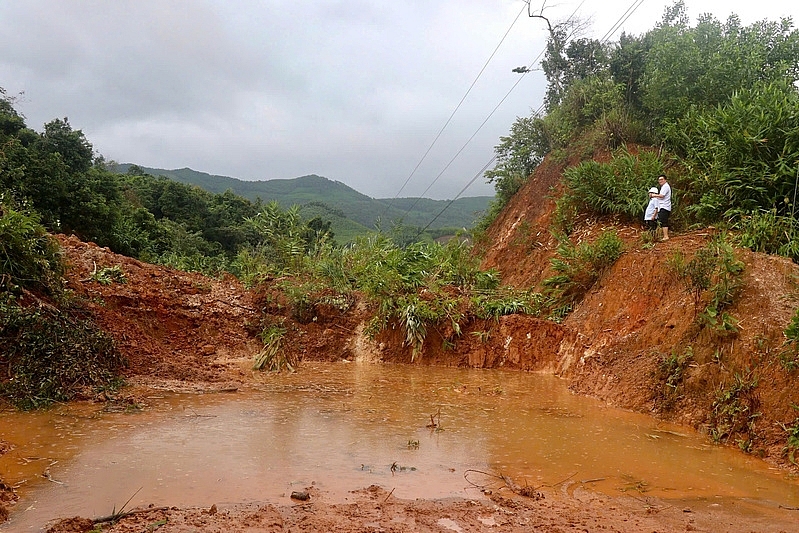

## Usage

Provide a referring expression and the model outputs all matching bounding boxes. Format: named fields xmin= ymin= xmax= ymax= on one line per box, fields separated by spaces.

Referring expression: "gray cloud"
xmin=2 ymin=0 xmax=795 ymax=199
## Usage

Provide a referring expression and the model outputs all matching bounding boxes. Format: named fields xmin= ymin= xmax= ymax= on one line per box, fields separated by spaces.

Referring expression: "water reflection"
xmin=1 ymin=362 xmax=797 ymax=531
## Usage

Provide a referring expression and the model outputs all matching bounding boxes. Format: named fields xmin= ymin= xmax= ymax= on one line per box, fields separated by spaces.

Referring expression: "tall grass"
xmin=561 ymin=147 xmax=665 ymax=221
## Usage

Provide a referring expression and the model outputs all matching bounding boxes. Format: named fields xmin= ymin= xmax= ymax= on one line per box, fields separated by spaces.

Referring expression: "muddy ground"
xmin=42 ymin=484 xmax=799 ymax=533
xmin=0 ymin=232 xmax=792 ymax=532
xmin=3 ymin=150 xmax=799 ymax=530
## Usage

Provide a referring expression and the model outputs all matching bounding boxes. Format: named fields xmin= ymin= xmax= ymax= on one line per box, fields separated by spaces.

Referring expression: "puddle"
xmin=2 ymin=362 xmax=798 ymax=531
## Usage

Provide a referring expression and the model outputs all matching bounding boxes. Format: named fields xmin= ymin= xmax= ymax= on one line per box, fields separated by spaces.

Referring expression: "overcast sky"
xmin=1 ymin=1 xmax=797 ymax=199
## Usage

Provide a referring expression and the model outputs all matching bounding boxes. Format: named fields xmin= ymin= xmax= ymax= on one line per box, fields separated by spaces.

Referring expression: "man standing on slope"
xmin=655 ymin=175 xmax=672 ymax=241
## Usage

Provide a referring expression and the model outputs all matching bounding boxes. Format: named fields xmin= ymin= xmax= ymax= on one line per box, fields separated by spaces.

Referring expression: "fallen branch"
xmin=464 ymin=469 xmax=544 ymax=499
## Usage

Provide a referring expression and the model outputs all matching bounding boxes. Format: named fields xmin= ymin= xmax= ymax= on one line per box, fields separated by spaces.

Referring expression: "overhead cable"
xmin=379 ymin=2 xmax=528 ymax=220
xmin=413 ymin=0 xmax=646 ymax=233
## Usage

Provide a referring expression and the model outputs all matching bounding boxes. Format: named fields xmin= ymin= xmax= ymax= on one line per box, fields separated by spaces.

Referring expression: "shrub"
xmin=709 ymin=371 xmax=761 ymax=450
xmin=670 ymin=235 xmax=745 ymax=334
xmin=667 ymin=81 xmax=799 ymax=226
xmin=781 ymin=406 xmax=799 ymax=465
xmin=561 ymin=147 xmax=665 ymax=220
xmin=253 ymin=322 xmax=291 ymax=372
xmin=733 ymin=209 xmax=799 ymax=262
xmin=471 ymin=289 xmax=550 ymax=320
xmin=0 ymin=298 xmax=124 ymax=409
xmin=781 ymin=308 xmax=799 ymax=370
xmin=543 ymin=229 xmax=624 ymax=308
xmin=0 ymin=198 xmax=64 ymax=294
xmin=653 ymin=346 xmax=694 ymax=411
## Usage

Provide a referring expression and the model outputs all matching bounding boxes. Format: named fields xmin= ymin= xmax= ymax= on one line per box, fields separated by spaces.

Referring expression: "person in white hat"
xmin=643 ymin=185 xmax=659 ymax=231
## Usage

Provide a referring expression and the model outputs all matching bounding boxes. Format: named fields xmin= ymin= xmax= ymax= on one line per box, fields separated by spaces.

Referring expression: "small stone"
xmin=291 ymin=491 xmax=310 ymax=501
xmin=201 ymin=345 xmax=216 ymax=356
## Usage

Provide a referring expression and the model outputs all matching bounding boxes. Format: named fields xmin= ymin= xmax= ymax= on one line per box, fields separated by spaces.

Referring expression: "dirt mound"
xmin=56 ymin=235 xmax=262 ymax=390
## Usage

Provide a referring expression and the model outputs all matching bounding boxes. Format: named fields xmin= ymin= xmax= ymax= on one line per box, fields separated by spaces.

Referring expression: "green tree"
xmin=641 ymin=2 xmax=799 ymax=126
xmin=37 ymin=118 xmax=94 ymax=174
xmin=485 ymin=115 xmax=548 ymax=201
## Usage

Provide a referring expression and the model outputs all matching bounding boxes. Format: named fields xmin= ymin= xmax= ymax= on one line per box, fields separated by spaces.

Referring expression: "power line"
xmin=404 ymin=2 xmax=589 ymax=223
xmin=599 ymin=0 xmax=647 ymax=43
xmin=412 ymin=0 xmax=646 ymax=234
xmin=379 ymin=2 xmax=528 ymax=220
xmin=417 ymin=155 xmax=498 ymax=234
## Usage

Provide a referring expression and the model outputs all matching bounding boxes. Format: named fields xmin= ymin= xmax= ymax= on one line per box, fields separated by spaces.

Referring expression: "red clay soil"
xmin=43 ymin=484 xmax=799 ymax=533
xmin=4 ymin=151 xmax=799 ymax=530
xmin=477 ymin=154 xmax=799 ymax=469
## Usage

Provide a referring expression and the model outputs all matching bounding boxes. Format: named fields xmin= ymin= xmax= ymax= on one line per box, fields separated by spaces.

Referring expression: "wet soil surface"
xmin=3 ymin=221 xmax=799 ymax=531
xmin=44 ymin=484 xmax=799 ymax=533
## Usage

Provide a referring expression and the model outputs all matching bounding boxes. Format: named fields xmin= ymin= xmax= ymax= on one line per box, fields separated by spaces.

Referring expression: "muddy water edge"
xmin=2 ymin=362 xmax=798 ymax=531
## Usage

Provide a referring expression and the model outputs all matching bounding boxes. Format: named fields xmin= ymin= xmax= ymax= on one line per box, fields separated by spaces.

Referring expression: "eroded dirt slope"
xmin=477 ymin=154 xmax=799 ymax=470
xmin=4 ymin=162 xmax=799 ymax=530
xmin=56 ymin=234 xmax=263 ymax=390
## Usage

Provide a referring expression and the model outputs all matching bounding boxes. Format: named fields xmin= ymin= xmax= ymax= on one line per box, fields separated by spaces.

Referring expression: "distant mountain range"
xmin=111 ymin=165 xmax=493 ymax=239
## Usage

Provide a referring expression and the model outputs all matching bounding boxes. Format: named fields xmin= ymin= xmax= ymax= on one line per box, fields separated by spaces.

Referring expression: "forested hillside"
xmin=111 ymin=164 xmax=492 ymax=232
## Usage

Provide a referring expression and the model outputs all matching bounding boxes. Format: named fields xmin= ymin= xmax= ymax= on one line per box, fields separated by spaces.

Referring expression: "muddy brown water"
xmin=2 ymin=362 xmax=798 ymax=531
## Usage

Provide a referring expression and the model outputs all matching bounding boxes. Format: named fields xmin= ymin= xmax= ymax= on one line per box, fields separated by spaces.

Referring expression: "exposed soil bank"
xmin=3 ymin=148 xmax=799 ymax=528
xmin=476 ymin=155 xmax=799 ymax=471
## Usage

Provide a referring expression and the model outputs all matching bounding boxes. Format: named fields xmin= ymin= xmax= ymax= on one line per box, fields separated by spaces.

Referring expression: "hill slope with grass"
xmin=111 ymin=164 xmax=492 ymax=232
xmin=475 ymin=149 xmax=799 ymax=471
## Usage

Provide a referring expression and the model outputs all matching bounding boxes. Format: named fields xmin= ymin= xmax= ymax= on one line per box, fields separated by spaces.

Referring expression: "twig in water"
xmin=464 ymin=469 xmax=504 ymax=489
xmin=42 ymin=461 xmax=63 ymax=484
xmin=464 ymin=469 xmax=544 ymax=499
xmin=426 ymin=407 xmax=441 ymax=428
xmin=545 ymin=471 xmax=578 ymax=488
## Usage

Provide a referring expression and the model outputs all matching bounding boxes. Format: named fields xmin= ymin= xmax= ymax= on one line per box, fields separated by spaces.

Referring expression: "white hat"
xmin=648 ymin=187 xmax=659 ymax=193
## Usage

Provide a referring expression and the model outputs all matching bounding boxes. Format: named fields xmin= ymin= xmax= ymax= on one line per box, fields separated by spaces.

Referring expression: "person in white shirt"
xmin=643 ymin=186 xmax=659 ymax=231
xmin=655 ymin=175 xmax=672 ymax=241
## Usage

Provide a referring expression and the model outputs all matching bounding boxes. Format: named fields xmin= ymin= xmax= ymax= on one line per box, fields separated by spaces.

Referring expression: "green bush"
xmin=781 ymin=309 xmax=799 ymax=370
xmin=253 ymin=322 xmax=291 ymax=372
xmin=653 ymin=346 xmax=694 ymax=411
xmin=543 ymin=229 xmax=624 ymax=308
xmin=781 ymin=406 xmax=799 ymax=465
xmin=733 ymin=209 xmax=799 ymax=262
xmin=0 ymin=198 xmax=64 ymax=294
xmin=709 ymin=371 xmax=761 ymax=450
xmin=666 ymin=81 xmax=799 ymax=226
xmin=561 ymin=148 xmax=665 ymax=220
xmin=471 ymin=288 xmax=550 ymax=320
xmin=669 ymin=235 xmax=744 ymax=334
xmin=0 ymin=299 xmax=124 ymax=409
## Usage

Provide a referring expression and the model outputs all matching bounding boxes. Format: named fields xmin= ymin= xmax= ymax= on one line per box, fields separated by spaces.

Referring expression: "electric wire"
xmin=411 ymin=0 xmax=647 ymax=235
xmin=403 ymin=1 xmax=586 ymax=225
xmin=599 ymin=0 xmax=647 ymax=43
xmin=378 ymin=2 xmax=528 ymax=221
xmin=417 ymin=156 xmax=498 ymax=234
